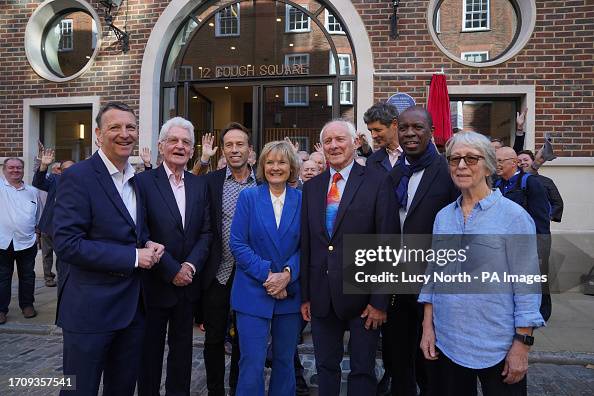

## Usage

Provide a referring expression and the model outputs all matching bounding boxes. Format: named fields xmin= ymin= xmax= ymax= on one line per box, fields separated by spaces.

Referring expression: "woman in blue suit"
xmin=230 ymin=140 xmax=302 ymax=396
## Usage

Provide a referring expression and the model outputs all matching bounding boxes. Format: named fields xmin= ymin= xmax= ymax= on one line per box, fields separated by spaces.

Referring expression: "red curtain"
xmin=427 ymin=74 xmax=453 ymax=147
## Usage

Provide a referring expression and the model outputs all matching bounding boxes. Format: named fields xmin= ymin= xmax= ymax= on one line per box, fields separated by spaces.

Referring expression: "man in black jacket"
xmin=364 ymin=102 xmax=402 ymax=174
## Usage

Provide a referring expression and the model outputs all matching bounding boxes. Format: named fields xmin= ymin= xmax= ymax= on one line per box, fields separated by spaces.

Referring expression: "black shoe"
xmin=377 ymin=372 xmax=391 ymax=396
xmin=296 ymin=374 xmax=309 ymax=395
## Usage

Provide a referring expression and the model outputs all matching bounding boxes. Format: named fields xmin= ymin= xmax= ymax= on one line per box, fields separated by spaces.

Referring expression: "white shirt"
xmin=328 ymin=160 xmax=355 ymax=197
xmin=0 ymin=179 xmax=41 ymax=251
xmin=399 ymin=158 xmax=425 ymax=232
xmin=163 ymin=162 xmax=186 ymax=228
xmin=386 ymin=146 xmax=403 ymax=167
xmin=97 ymin=148 xmax=138 ymax=267
xmin=270 ymin=188 xmax=286 ymax=228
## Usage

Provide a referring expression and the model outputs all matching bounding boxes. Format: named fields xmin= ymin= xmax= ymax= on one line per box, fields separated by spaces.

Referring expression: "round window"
xmin=427 ymin=0 xmax=536 ymax=67
xmin=25 ymin=0 xmax=101 ymax=82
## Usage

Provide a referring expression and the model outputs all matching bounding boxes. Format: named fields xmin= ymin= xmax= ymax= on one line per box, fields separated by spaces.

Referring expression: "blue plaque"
xmin=387 ymin=93 xmax=416 ymax=114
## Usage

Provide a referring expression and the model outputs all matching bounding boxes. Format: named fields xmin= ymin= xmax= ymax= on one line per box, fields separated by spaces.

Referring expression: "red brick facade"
xmin=1 ymin=0 xmax=592 ymax=157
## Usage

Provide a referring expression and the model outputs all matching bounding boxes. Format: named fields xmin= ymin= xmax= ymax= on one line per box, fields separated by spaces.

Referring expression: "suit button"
xmin=328 ymin=245 xmax=334 ymax=251
xmin=326 ymin=270 xmax=328 ymax=275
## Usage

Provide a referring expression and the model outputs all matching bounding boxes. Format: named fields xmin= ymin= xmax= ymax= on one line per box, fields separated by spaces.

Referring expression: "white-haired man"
xmin=135 ymin=116 xmax=212 ymax=395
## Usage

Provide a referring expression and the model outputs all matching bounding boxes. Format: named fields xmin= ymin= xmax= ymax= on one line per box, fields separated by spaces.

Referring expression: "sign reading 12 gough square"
xmin=190 ymin=64 xmax=309 ymax=79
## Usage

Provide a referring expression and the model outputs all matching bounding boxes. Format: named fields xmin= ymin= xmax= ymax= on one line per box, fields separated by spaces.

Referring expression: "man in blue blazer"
xmin=300 ymin=119 xmax=392 ymax=395
xmin=384 ymin=106 xmax=459 ymax=396
xmin=53 ymin=102 xmax=163 ymax=396
xmin=364 ymin=102 xmax=403 ymax=175
xmin=136 ymin=117 xmax=212 ymax=395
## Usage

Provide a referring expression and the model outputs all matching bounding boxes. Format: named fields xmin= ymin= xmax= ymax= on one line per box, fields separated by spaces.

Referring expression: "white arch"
xmin=139 ymin=0 xmax=374 ymax=159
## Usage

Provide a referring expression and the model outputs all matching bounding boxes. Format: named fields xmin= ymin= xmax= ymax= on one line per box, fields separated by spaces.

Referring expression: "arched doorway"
xmin=161 ymin=0 xmax=357 ymax=162
xmin=139 ymin=0 xmax=374 ymax=163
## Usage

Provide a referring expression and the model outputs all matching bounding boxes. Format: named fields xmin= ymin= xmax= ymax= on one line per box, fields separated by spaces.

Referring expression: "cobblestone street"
xmin=1 ymin=333 xmax=593 ymax=395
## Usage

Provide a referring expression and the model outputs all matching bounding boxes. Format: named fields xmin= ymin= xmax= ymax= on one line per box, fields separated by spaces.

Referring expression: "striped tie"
xmin=326 ymin=172 xmax=342 ymax=237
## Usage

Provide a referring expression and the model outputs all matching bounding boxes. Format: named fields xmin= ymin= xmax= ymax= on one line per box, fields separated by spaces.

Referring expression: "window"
xmin=286 ymin=5 xmax=310 ymax=33
xmin=435 ymin=9 xmax=441 ymax=34
xmin=284 ymin=54 xmax=309 ymax=106
xmin=179 ymin=65 xmax=193 ymax=81
xmin=91 ymin=20 xmax=97 ymax=49
xmin=216 ymin=4 xmax=240 ymax=37
xmin=461 ymin=51 xmax=489 ymax=62
xmin=328 ymin=54 xmax=353 ymax=105
xmin=58 ymin=19 xmax=73 ymax=51
xmin=463 ymin=0 xmax=489 ymax=31
xmin=325 ymin=10 xmax=344 ymax=34
xmin=180 ymin=19 xmax=198 ymax=45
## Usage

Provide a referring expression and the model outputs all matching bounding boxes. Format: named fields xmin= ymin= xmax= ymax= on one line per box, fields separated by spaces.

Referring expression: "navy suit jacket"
xmin=32 ymin=169 xmax=59 ymax=235
xmin=366 ymin=147 xmax=393 ymax=174
xmin=201 ymin=168 xmax=227 ymax=290
xmin=230 ymin=184 xmax=301 ymax=318
xmin=53 ymin=152 xmax=146 ymax=333
xmin=135 ymin=165 xmax=212 ymax=308
xmin=300 ymin=162 xmax=392 ymax=320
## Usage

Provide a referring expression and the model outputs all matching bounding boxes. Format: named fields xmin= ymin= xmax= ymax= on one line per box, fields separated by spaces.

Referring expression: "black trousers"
xmin=429 ymin=348 xmax=527 ymax=396
xmin=203 ymin=280 xmax=240 ymax=396
xmin=138 ymin=297 xmax=194 ymax=396
xmin=0 ymin=242 xmax=37 ymax=314
xmin=385 ymin=295 xmax=429 ymax=396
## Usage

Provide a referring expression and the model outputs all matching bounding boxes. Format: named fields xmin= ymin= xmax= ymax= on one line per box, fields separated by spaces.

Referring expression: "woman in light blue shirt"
xmin=418 ymin=132 xmax=544 ymax=396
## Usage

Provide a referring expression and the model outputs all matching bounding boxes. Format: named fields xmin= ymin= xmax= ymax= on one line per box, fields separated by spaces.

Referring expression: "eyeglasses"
xmin=447 ymin=155 xmax=484 ymax=166
xmin=164 ymin=137 xmax=192 ymax=147
xmin=496 ymin=158 xmax=515 ymax=164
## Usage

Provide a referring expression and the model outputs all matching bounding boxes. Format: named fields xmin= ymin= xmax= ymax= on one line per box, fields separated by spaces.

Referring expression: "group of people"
xmin=0 ymin=99 xmax=561 ymax=396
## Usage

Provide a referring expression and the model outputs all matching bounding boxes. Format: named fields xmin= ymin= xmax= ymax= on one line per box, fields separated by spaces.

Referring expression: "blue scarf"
xmin=394 ymin=143 xmax=438 ymax=209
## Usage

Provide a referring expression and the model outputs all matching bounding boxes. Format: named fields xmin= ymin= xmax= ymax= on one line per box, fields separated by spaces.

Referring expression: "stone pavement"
xmin=1 ymin=252 xmax=594 ymax=394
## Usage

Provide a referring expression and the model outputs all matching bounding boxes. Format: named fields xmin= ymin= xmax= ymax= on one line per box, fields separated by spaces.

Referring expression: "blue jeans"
xmin=236 ymin=311 xmax=301 ymax=396
xmin=0 ymin=241 xmax=37 ymax=313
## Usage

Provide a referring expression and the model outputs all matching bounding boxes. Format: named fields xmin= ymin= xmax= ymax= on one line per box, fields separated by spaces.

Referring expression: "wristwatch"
xmin=283 ymin=266 xmax=291 ymax=274
xmin=514 ymin=333 xmax=534 ymax=346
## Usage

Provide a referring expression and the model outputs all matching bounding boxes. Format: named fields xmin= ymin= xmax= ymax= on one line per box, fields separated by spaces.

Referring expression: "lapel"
xmin=380 ymin=150 xmax=393 ymax=172
xmin=406 ymin=156 xmax=441 ymax=217
xmin=258 ymin=184 xmax=282 ymax=256
xmin=91 ymin=153 xmax=136 ymax=233
xmin=183 ymin=171 xmax=194 ymax=234
xmin=154 ymin=165 xmax=184 ymax=233
xmin=278 ymin=186 xmax=298 ymax=241
xmin=318 ymin=170 xmax=331 ymax=241
xmin=213 ymin=169 xmax=226 ymax=235
xmin=332 ymin=162 xmax=364 ymax=239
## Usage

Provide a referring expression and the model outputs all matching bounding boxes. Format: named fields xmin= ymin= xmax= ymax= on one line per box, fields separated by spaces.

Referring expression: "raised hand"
xmin=314 ymin=142 xmax=323 ymax=154
xmin=201 ymin=133 xmax=218 ymax=162
xmin=39 ymin=149 xmax=55 ymax=171
xmin=284 ymin=137 xmax=299 ymax=152
xmin=516 ymin=108 xmax=527 ymax=132
xmin=140 ymin=147 xmax=152 ymax=167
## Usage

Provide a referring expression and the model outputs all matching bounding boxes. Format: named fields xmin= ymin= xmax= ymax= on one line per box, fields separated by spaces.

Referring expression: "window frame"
xmin=462 ymin=0 xmax=490 ymax=32
xmin=461 ymin=51 xmax=489 ymax=62
xmin=215 ymin=3 xmax=240 ymax=37
xmin=284 ymin=53 xmax=310 ymax=106
xmin=180 ymin=19 xmax=198 ymax=45
xmin=328 ymin=53 xmax=354 ymax=105
xmin=58 ymin=18 xmax=73 ymax=52
xmin=324 ymin=10 xmax=345 ymax=35
xmin=285 ymin=4 xmax=310 ymax=33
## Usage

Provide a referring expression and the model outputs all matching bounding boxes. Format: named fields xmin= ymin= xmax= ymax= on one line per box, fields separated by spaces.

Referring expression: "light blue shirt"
xmin=418 ymin=189 xmax=544 ymax=369
xmin=328 ymin=160 xmax=354 ymax=196
xmin=0 ymin=179 xmax=41 ymax=250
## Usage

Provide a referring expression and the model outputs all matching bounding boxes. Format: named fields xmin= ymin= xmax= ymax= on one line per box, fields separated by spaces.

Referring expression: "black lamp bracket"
xmin=390 ymin=0 xmax=401 ymax=39
xmin=100 ymin=0 xmax=130 ymax=53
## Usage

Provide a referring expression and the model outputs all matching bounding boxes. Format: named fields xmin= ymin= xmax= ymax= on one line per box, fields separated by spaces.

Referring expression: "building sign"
xmin=387 ymin=93 xmax=416 ymax=114
xmin=193 ymin=64 xmax=309 ymax=79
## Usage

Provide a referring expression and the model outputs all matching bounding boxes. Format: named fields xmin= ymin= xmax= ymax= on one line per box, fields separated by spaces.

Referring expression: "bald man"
xmin=495 ymin=146 xmax=552 ymax=320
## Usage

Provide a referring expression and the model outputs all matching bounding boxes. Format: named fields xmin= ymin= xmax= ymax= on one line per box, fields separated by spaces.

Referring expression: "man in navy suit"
xmin=136 ymin=117 xmax=212 ymax=395
xmin=384 ymin=106 xmax=459 ymax=396
xmin=300 ymin=119 xmax=391 ymax=395
xmin=201 ymin=122 xmax=256 ymax=396
xmin=53 ymin=102 xmax=164 ymax=395
xmin=364 ymin=102 xmax=403 ymax=175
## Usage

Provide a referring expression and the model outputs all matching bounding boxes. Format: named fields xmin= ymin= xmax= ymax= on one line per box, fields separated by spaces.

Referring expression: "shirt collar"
xmin=270 ymin=188 xmax=286 ymax=205
xmin=2 ymin=178 xmax=25 ymax=191
xmin=329 ymin=160 xmax=355 ymax=180
xmin=98 ymin=148 xmax=135 ymax=179
xmin=386 ymin=145 xmax=403 ymax=157
xmin=225 ymin=165 xmax=255 ymax=183
xmin=162 ymin=161 xmax=184 ymax=182
xmin=454 ymin=188 xmax=501 ymax=211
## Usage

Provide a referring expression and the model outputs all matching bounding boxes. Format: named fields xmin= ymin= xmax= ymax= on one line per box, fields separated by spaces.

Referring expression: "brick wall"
xmin=356 ymin=0 xmax=593 ymax=156
xmin=1 ymin=0 xmax=592 ymax=158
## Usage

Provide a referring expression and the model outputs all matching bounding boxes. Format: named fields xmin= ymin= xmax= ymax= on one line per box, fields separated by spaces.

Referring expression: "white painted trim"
xmin=139 ymin=0 xmax=374 ymax=151
xmin=21 ymin=96 xmax=101 ymax=183
xmin=215 ymin=3 xmax=240 ymax=37
xmin=461 ymin=0 xmax=490 ymax=31
xmin=460 ymin=50 xmax=489 ymax=62
xmin=446 ymin=84 xmax=535 ymax=150
xmin=427 ymin=0 xmax=537 ymax=68
xmin=285 ymin=4 xmax=311 ymax=33
xmin=541 ymin=157 xmax=594 ymax=167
